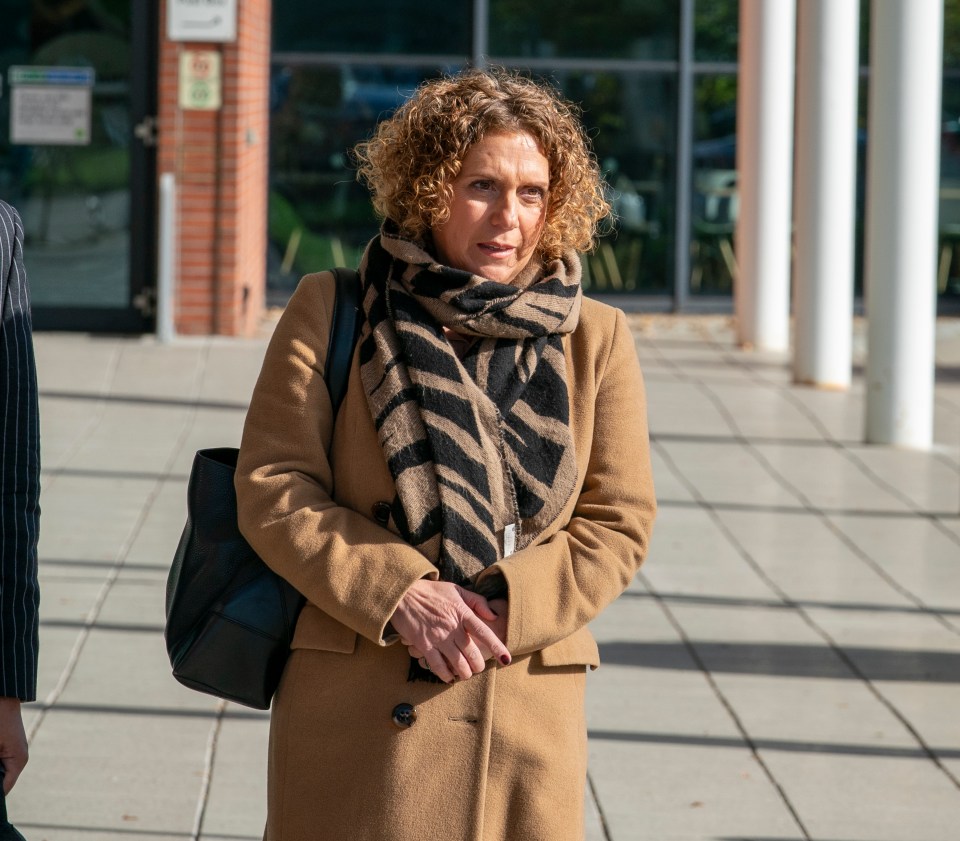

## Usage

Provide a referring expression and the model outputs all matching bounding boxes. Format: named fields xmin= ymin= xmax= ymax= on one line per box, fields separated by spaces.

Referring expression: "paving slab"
xmin=13 ymin=710 xmax=210 ymax=837
xmin=751 ymin=442 xmax=914 ymax=514
xmin=826 ymin=514 xmax=960 ymax=612
xmin=717 ymin=509 xmax=920 ymax=607
xmin=658 ymin=439 xmax=804 ymax=509
xmin=200 ymin=713 xmax=270 ymax=839
xmin=760 ymin=752 xmax=960 ymax=841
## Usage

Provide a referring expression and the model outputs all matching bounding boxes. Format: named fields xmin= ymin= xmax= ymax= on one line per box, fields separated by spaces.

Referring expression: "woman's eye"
xmin=522 ymin=187 xmax=546 ymax=201
xmin=471 ymin=180 xmax=494 ymax=191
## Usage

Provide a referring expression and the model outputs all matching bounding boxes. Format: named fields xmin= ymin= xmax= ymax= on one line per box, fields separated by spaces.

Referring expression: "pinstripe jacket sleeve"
xmin=0 ymin=201 xmax=40 ymax=702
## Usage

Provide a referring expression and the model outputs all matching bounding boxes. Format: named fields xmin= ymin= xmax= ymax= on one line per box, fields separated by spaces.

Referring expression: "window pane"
xmin=268 ymin=64 xmax=461 ymax=304
xmin=943 ymin=0 xmax=960 ymax=293
xmin=947 ymin=0 xmax=960 ymax=69
xmin=694 ymin=0 xmax=739 ymax=63
xmin=940 ymin=72 xmax=960 ymax=297
xmin=557 ymin=72 xmax=677 ymax=293
xmin=490 ymin=1 xmax=678 ymax=60
xmin=855 ymin=77 xmax=868 ymax=297
xmin=269 ymin=65 xmax=676 ymax=301
xmin=690 ymin=74 xmax=737 ymax=296
xmin=859 ymin=0 xmax=870 ymax=67
xmin=273 ymin=1 xmax=471 ymax=56
xmin=1 ymin=2 xmax=133 ymax=309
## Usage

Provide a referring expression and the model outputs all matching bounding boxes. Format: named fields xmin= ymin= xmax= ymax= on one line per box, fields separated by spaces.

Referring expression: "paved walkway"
xmin=9 ymin=315 xmax=960 ymax=840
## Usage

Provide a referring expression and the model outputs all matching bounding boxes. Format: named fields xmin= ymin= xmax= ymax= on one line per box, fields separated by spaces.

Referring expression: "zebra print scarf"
xmin=358 ymin=224 xmax=582 ymax=587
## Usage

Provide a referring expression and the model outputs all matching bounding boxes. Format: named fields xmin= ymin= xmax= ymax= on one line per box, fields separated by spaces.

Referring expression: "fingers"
xmin=0 ymin=698 xmax=28 ymax=795
xmin=422 ymin=649 xmax=454 ymax=683
xmin=1 ymin=755 xmax=25 ymax=795
xmin=463 ymin=613 xmax=511 ymax=666
xmin=414 ymin=634 xmax=487 ymax=683
xmin=392 ymin=580 xmax=511 ymax=682
xmin=458 ymin=587 xmax=498 ymax=621
xmin=438 ymin=629 xmax=487 ymax=681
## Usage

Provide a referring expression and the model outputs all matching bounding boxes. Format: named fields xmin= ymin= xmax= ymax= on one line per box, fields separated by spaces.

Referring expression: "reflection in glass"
xmin=939 ymin=70 xmax=960 ymax=297
xmin=269 ymin=66 xmax=676 ymax=299
xmin=690 ymin=74 xmax=737 ymax=295
xmin=558 ymin=72 xmax=676 ymax=293
xmin=490 ymin=0 xmax=678 ymax=60
xmin=0 ymin=3 xmax=132 ymax=308
xmin=854 ymin=77 xmax=868 ymax=297
xmin=694 ymin=0 xmax=739 ymax=63
xmin=268 ymin=64 xmax=458 ymax=304
xmin=272 ymin=1 xmax=471 ymax=56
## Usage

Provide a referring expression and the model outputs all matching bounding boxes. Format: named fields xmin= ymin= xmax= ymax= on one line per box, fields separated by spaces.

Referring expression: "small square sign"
xmin=179 ymin=51 xmax=222 ymax=111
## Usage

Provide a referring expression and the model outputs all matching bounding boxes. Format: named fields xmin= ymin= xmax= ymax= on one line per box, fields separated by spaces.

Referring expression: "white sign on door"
xmin=9 ymin=66 xmax=95 ymax=145
xmin=168 ymin=0 xmax=237 ymax=43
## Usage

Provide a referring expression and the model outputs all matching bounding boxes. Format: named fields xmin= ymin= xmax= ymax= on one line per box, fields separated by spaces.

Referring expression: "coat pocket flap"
xmin=291 ymin=604 xmax=358 ymax=654
xmin=537 ymin=627 xmax=600 ymax=669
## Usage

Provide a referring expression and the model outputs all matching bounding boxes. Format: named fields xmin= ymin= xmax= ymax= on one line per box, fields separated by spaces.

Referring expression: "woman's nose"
xmin=492 ymin=194 xmax=519 ymax=227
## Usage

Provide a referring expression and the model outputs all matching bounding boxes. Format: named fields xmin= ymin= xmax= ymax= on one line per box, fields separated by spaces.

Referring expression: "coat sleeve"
xmin=477 ymin=307 xmax=656 ymax=658
xmin=235 ymin=275 xmax=438 ymax=645
xmin=0 ymin=202 xmax=40 ymax=702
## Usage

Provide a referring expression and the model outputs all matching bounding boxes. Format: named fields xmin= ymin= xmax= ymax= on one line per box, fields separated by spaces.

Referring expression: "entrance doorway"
xmin=0 ymin=0 xmax=157 ymax=331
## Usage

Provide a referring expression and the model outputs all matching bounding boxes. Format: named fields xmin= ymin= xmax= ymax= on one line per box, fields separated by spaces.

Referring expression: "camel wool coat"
xmin=235 ymin=271 xmax=656 ymax=841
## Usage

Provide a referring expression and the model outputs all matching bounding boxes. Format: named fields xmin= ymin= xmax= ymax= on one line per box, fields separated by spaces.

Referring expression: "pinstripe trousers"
xmin=0 ymin=201 xmax=40 ymax=702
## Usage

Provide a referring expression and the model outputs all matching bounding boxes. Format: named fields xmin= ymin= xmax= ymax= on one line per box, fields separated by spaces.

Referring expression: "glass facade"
xmin=0 ymin=0 xmax=154 ymax=330
xmin=557 ymin=71 xmax=677 ymax=294
xmin=272 ymin=2 xmax=472 ymax=56
xmin=488 ymin=0 xmax=679 ymax=60
xmin=269 ymin=0 xmax=960 ymax=309
xmin=940 ymin=0 xmax=960 ymax=296
xmin=694 ymin=0 xmax=738 ymax=63
xmin=268 ymin=63 xmax=458 ymax=303
xmin=690 ymin=73 xmax=737 ymax=295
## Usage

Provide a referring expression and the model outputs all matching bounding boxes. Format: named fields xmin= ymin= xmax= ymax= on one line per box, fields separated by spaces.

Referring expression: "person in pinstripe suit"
xmin=0 ymin=200 xmax=39 ymax=795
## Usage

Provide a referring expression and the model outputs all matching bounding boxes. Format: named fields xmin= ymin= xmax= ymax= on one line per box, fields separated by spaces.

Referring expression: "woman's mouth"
xmin=478 ymin=242 xmax=515 ymax=257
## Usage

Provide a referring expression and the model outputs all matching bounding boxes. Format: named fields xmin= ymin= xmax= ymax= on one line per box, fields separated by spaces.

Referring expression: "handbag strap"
xmin=326 ymin=267 xmax=362 ymax=416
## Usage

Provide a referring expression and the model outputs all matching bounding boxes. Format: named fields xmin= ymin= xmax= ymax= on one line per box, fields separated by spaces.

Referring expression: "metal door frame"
xmin=32 ymin=0 xmax=158 ymax=332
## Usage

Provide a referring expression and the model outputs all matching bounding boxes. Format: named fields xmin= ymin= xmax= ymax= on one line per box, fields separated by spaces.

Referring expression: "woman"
xmin=235 ymin=68 xmax=656 ymax=841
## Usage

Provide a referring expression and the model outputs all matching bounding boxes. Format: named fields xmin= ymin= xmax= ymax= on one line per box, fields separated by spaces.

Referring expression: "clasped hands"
xmin=389 ymin=579 xmax=510 ymax=684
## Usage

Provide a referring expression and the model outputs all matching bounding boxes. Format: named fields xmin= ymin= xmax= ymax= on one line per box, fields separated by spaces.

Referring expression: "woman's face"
xmin=432 ymin=130 xmax=550 ymax=285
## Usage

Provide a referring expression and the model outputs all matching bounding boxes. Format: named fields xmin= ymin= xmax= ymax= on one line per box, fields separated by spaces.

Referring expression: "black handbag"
xmin=164 ymin=268 xmax=361 ymax=709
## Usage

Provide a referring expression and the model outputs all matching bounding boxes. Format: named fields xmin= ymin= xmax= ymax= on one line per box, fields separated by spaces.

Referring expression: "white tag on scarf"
xmin=503 ymin=523 xmax=517 ymax=557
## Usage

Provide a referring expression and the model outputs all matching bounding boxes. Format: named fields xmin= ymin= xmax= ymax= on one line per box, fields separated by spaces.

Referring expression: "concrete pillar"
xmin=864 ymin=0 xmax=942 ymax=448
xmin=735 ymin=0 xmax=796 ymax=351
xmin=793 ymin=0 xmax=860 ymax=388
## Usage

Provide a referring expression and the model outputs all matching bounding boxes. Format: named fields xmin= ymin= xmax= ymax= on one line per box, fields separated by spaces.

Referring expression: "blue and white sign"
xmin=9 ymin=66 xmax=96 ymax=87
xmin=168 ymin=0 xmax=237 ymax=43
xmin=9 ymin=66 xmax=95 ymax=145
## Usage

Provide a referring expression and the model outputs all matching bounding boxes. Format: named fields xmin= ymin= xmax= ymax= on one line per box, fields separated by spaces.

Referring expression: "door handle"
xmin=134 ymin=115 xmax=158 ymax=146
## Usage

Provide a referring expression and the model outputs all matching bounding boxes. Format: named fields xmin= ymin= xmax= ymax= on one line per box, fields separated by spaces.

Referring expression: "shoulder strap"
xmin=324 ymin=267 xmax=362 ymax=417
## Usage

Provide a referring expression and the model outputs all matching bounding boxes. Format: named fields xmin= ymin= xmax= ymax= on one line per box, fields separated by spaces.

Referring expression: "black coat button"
xmin=372 ymin=501 xmax=391 ymax=525
xmin=392 ymin=703 xmax=417 ymax=729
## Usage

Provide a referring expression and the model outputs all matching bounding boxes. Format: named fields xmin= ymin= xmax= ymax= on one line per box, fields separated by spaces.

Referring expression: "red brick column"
xmin=157 ymin=1 xmax=271 ymax=336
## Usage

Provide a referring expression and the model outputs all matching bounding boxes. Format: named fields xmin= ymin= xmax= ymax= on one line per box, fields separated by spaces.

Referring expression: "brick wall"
xmin=157 ymin=1 xmax=271 ymax=336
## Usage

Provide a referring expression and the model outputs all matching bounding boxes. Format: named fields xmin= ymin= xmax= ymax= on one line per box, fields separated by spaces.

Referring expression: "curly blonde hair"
xmin=354 ymin=68 xmax=611 ymax=261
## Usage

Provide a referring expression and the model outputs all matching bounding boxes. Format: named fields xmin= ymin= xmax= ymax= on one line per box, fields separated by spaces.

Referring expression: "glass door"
xmin=0 ymin=0 xmax=156 ymax=331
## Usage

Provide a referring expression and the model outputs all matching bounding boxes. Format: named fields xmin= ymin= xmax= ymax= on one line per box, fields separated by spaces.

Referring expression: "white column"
xmin=864 ymin=0 xmax=942 ymax=448
xmin=793 ymin=0 xmax=860 ymax=388
xmin=735 ymin=0 xmax=796 ymax=351
xmin=157 ymin=173 xmax=177 ymax=344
